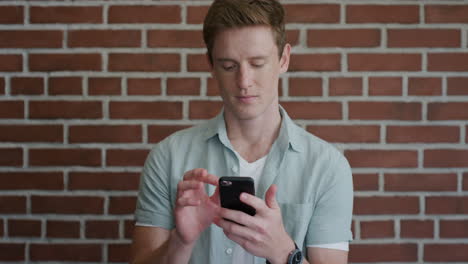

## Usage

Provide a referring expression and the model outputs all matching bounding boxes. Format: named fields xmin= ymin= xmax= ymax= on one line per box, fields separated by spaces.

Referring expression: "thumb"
xmin=265 ymin=184 xmax=279 ymax=209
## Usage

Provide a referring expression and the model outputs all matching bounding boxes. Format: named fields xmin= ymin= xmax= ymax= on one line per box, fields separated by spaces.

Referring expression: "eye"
xmin=221 ymin=63 xmax=237 ymax=72
xmin=251 ymin=60 xmax=265 ymax=68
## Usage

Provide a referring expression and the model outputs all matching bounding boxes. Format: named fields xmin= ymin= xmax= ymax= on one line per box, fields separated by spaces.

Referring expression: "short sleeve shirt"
xmin=135 ymin=106 xmax=354 ymax=264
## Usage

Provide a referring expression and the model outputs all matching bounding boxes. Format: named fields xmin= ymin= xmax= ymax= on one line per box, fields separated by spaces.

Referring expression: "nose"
xmin=236 ymin=64 xmax=253 ymax=89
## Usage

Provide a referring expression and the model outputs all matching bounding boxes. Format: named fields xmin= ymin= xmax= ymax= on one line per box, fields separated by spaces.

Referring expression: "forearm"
xmin=132 ymin=229 xmax=195 ymax=264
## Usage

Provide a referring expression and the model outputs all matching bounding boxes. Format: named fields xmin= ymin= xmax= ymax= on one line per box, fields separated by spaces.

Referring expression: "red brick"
xmin=0 ymin=172 xmax=63 ymax=190
xmin=408 ymin=77 xmax=442 ymax=96
xmin=424 ymin=244 xmax=468 ymax=262
xmin=0 ymin=30 xmax=62 ymax=48
xmin=464 ymin=173 xmax=468 ymax=191
xmin=127 ymin=78 xmax=161 ymax=95
xmin=109 ymin=101 xmax=182 ymax=120
xmin=124 ymin=220 xmax=134 ymax=239
xmin=30 ymin=53 xmax=101 ymax=71
xmin=167 ymin=78 xmax=201 ymax=96
xmin=109 ymin=5 xmax=180 ymax=23
xmin=11 ymin=77 xmax=44 ymax=95
xmin=69 ymin=125 xmax=141 ymax=143
xmin=289 ymin=78 xmax=322 ymax=96
xmin=349 ymin=102 xmax=421 ymax=121
xmin=30 ymin=6 xmax=102 ymax=24
xmin=187 ymin=6 xmax=209 ymax=24
xmin=307 ymin=125 xmax=379 ymax=143
xmin=354 ymin=196 xmax=419 ymax=215
xmin=0 ymin=101 xmax=23 ymax=118
xmin=440 ymin=220 xmax=468 ymax=238
xmin=69 ymin=30 xmax=140 ymax=48
xmin=69 ymin=172 xmax=140 ymax=191
xmin=207 ymin=78 xmax=220 ymax=96
xmin=401 ymin=220 xmax=434 ymax=238
xmin=0 ymin=148 xmax=22 ymax=166
xmin=109 ymin=53 xmax=179 ymax=72
xmin=426 ymin=196 xmax=468 ymax=214
xmin=388 ymin=29 xmax=460 ymax=47
xmin=0 ymin=219 xmax=2 ymax=236
xmin=0 ymin=243 xmax=24 ymax=261
xmin=8 ymin=219 xmax=41 ymax=237
xmin=0 ymin=196 xmax=26 ymax=214
xmin=284 ymin=4 xmax=340 ymax=23
xmin=286 ymin=30 xmax=300 ymax=47
xmin=308 ymin=29 xmax=380 ymax=47
xmin=348 ymin=53 xmax=421 ymax=71
xmin=88 ymin=77 xmax=121 ymax=95
xmin=350 ymin=244 xmax=417 ymax=262
xmin=148 ymin=30 xmax=203 ymax=48
xmin=428 ymin=53 xmax=468 ymax=71
xmin=347 ymin=5 xmax=419 ymax=23
xmin=0 ymin=78 xmax=4 ymax=94
xmin=387 ymin=125 xmax=459 ymax=143
xmin=108 ymin=244 xmax=131 ymax=262
xmin=289 ymin=54 xmax=341 ymax=72
xmin=0 ymin=54 xmax=22 ymax=71
xmin=187 ymin=54 xmax=211 ymax=72
xmin=281 ymin=101 xmax=342 ymax=120
xmin=448 ymin=77 xmax=468 ymax=95
xmin=47 ymin=221 xmax=80 ymax=238
xmin=361 ymin=220 xmax=394 ymax=239
xmin=428 ymin=102 xmax=468 ymax=120
xmin=106 ymin=149 xmax=150 ymax=167
xmin=329 ymin=77 xmax=362 ymax=96
xmin=385 ymin=173 xmax=457 ymax=191
xmin=345 ymin=150 xmax=418 ymax=168
xmin=424 ymin=149 xmax=468 ymax=168
xmin=29 ymin=148 xmax=101 ymax=167
xmin=86 ymin=220 xmax=119 ymax=239
xmin=189 ymin=100 xmax=223 ymax=119
xmin=148 ymin=125 xmax=191 ymax=143
xmin=426 ymin=5 xmax=468 ymax=23
xmin=368 ymin=77 xmax=402 ymax=96
xmin=0 ymin=6 xmax=23 ymax=24
xmin=49 ymin=77 xmax=82 ymax=95
xmin=32 ymin=196 xmax=104 ymax=214
xmin=29 ymin=101 xmax=102 ymax=119
xmin=30 ymin=244 xmax=101 ymax=261
xmin=353 ymin=173 xmax=379 ymax=191
xmin=109 ymin=196 xmax=137 ymax=215
xmin=0 ymin=125 xmax=62 ymax=142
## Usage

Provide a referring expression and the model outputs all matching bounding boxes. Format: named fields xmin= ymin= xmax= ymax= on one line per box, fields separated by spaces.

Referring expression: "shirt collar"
xmin=202 ymin=105 xmax=304 ymax=153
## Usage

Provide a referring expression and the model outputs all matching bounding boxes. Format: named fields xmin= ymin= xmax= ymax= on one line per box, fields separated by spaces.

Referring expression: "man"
xmin=130 ymin=0 xmax=353 ymax=263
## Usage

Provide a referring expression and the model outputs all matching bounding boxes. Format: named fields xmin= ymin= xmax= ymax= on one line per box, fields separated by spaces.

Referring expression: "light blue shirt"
xmin=135 ymin=106 xmax=353 ymax=264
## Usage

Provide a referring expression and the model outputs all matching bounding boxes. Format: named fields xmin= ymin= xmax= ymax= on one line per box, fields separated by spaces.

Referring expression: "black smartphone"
xmin=219 ymin=176 xmax=256 ymax=216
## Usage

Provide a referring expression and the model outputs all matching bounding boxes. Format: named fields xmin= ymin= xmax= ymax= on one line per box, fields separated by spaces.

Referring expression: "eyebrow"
xmin=216 ymin=56 xmax=268 ymax=63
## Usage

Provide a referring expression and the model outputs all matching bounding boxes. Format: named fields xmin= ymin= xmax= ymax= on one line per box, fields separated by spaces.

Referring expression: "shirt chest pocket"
xmin=278 ymin=202 xmax=313 ymax=246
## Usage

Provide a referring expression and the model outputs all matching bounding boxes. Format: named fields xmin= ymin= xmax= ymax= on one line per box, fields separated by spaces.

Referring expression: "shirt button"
xmin=232 ymin=166 xmax=238 ymax=173
xmin=226 ymin=248 xmax=233 ymax=255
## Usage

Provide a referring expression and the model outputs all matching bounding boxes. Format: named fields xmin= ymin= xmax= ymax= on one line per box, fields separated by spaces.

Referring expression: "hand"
xmin=174 ymin=168 xmax=220 ymax=246
xmin=214 ymin=184 xmax=295 ymax=264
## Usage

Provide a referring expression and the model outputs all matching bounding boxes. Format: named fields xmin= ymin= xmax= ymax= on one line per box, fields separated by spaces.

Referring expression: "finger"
xmin=216 ymin=217 xmax=260 ymax=243
xmin=239 ymin=192 xmax=268 ymax=213
xmin=177 ymin=180 xmax=202 ymax=192
xmin=177 ymin=197 xmax=201 ymax=207
xmin=183 ymin=168 xmax=207 ymax=180
xmin=265 ymin=184 xmax=279 ymax=210
xmin=219 ymin=208 xmax=255 ymax=227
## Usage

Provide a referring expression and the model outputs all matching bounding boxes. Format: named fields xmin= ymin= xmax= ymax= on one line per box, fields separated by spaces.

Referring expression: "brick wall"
xmin=0 ymin=0 xmax=467 ymax=263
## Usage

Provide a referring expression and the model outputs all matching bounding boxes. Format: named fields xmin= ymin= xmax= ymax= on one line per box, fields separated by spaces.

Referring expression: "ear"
xmin=279 ymin=43 xmax=291 ymax=74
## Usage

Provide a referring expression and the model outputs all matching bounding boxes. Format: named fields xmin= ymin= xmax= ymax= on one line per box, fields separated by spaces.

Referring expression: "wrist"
xmin=267 ymin=238 xmax=295 ymax=264
xmin=170 ymin=229 xmax=196 ymax=250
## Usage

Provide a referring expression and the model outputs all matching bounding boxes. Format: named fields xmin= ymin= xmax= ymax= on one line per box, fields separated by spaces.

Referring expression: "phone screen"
xmin=219 ymin=176 xmax=256 ymax=216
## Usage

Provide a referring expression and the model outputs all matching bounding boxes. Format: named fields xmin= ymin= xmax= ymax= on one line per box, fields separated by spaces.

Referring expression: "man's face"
xmin=210 ymin=26 xmax=290 ymax=121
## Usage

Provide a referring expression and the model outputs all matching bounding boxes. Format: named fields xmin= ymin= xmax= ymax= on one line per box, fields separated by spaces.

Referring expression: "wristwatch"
xmin=266 ymin=242 xmax=303 ymax=264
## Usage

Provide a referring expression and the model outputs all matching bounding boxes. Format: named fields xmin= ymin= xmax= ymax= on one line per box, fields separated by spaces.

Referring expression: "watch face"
xmin=290 ymin=250 xmax=303 ymax=264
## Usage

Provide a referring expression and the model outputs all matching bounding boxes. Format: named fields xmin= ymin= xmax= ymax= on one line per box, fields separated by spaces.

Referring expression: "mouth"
xmin=235 ymin=95 xmax=258 ymax=103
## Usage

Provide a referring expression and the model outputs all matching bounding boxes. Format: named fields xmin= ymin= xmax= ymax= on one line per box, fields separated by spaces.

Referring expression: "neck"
xmin=224 ymin=105 xmax=282 ymax=163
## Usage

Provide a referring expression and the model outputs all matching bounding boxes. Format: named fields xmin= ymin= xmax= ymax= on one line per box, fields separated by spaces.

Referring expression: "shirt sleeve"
xmin=305 ymin=151 xmax=354 ymax=245
xmin=134 ymin=142 xmax=175 ymax=230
